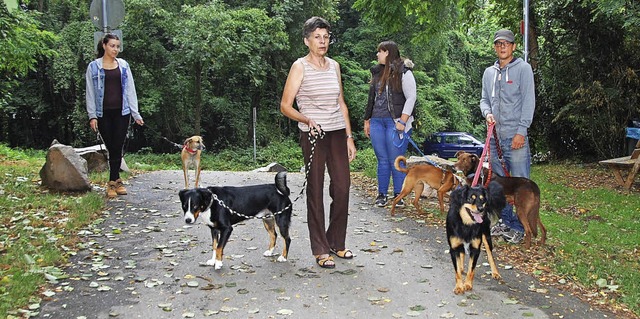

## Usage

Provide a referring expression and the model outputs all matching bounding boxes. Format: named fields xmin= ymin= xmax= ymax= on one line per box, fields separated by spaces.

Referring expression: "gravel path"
xmin=37 ymin=170 xmax=617 ymax=319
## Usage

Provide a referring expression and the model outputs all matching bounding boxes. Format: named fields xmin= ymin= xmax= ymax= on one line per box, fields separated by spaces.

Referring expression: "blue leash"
xmin=392 ymin=130 xmax=425 ymax=156
xmin=406 ymin=135 xmax=425 ymax=156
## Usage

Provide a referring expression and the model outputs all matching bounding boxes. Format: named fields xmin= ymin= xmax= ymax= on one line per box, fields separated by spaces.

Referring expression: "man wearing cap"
xmin=480 ymin=28 xmax=535 ymax=244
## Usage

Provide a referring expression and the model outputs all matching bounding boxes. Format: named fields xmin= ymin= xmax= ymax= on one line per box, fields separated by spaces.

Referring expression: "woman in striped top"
xmin=280 ymin=16 xmax=357 ymax=269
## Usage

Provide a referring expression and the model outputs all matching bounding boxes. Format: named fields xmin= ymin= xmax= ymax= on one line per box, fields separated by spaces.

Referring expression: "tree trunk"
xmin=528 ymin=0 xmax=539 ymax=71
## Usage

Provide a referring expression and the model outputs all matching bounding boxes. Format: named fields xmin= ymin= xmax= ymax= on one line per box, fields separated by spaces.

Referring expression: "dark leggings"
xmin=98 ymin=109 xmax=130 ymax=181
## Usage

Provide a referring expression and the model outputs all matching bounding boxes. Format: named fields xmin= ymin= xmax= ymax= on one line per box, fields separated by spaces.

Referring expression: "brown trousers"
xmin=300 ymin=129 xmax=351 ymax=255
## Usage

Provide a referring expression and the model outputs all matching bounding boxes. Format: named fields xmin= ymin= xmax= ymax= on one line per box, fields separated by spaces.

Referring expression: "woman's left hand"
xmin=135 ymin=119 xmax=144 ymax=126
xmin=347 ymin=138 xmax=356 ymax=162
xmin=395 ymin=121 xmax=405 ymax=132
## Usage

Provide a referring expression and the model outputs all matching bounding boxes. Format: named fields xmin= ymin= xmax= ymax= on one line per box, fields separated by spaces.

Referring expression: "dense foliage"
xmin=0 ymin=0 xmax=638 ymax=160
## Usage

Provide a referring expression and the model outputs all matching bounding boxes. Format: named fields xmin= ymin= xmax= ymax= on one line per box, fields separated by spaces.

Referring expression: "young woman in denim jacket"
xmin=86 ymin=33 xmax=144 ymax=198
xmin=363 ymin=41 xmax=417 ymax=207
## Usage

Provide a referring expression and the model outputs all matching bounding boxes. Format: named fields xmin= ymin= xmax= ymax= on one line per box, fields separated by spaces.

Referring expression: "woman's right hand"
xmin=89 ymin=119 xmax=98 ymax=132
xmin=364 ymin=120 xmax=370 ymax=138
xmin=307 ymin=118 xmax=322 ymax=136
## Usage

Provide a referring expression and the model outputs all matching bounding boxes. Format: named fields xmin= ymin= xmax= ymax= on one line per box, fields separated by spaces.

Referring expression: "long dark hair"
xmin=377 ymin=41 xmax=403 ymax=93
xmin=96 ymin=33 xmax=120 ymax=58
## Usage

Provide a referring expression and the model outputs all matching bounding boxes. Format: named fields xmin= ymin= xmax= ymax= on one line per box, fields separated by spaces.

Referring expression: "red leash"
xmin=471 ymin=123 xmax=511 ymax=187
xmin=472 ymin=123 xmax=494 ymax=187
xmin=492 ymin=125 xmax=510 ymax=178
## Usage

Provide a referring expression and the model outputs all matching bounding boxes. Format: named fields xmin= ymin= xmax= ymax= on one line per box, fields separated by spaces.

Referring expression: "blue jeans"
xmin=369 ymin=117 xmax=410 ymax=195
xmin=490 ymin=136 xmax=531 ymax=233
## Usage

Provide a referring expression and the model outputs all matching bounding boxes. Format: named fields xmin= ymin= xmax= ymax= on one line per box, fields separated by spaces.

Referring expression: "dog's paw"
xmin=492 ymin=272 xmax=502 ymax=280
xmin=276 ymin=255 xmax=287 ymax=263
xmin=263 ymin=249 xmax=275 ymax=257
xmin=463 ymin=282 xmax=473 ymax=292
xmin=205 ymin=259 xmax=216 ymax=266
xmin=453 ymin=285 xmax=465 ymax=295
xmin=214 ymin=260 xmax=223 ymax=270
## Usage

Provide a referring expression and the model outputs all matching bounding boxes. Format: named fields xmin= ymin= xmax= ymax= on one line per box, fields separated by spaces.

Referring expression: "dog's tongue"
xmin=471 ymin=212 xmax=483 ymax=223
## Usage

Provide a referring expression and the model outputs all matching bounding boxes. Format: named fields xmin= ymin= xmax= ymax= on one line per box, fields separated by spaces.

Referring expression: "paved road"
xmin=38 ymin=171 xmax=616 ymax=319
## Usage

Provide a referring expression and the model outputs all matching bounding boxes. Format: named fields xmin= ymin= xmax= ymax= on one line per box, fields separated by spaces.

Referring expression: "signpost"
xmin=89 ymin=0 xmax=125 ymax=51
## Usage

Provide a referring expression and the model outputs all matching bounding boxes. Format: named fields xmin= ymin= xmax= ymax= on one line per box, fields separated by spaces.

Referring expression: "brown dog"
xmin=182 ymin=136 xmax=204 ymax=189
xmin=390 ymin=153 xmax=478 ymax=215
xmin=454 ymin=151 xmax=547 ymax=249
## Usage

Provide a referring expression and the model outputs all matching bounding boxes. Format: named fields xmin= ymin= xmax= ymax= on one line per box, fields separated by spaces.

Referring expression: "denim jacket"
xmin=85 ymin=57 xmax=141 ymax=121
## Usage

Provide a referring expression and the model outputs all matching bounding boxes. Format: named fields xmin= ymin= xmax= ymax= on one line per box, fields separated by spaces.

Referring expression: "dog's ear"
xmin=178 ymin=189 xmax=188 ymax=204
xmin=455 ymin=151 xmax=463 ymax=159
xmin=200 ymin=188 xmax=213 ymax=209
xmin=449 ymin=185 xmax=469 ymax=210
xmin=184 ymin=137 xmax=192 ymax=145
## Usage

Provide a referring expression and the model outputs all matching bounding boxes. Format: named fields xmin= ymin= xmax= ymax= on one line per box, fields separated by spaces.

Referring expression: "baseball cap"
xmin=494 ymin=29 xmax=515 ymax=43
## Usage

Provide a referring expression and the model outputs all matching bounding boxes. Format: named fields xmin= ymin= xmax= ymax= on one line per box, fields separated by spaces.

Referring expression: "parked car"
xmin=423 ymin=132 xmax=484 ymax=159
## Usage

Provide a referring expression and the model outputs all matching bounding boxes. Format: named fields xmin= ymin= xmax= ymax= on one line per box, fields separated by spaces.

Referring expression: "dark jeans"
xmin=300 ymin=129 xmax=351 ymax=256
xmin=98 ymin=109 xmax=130 ymax=181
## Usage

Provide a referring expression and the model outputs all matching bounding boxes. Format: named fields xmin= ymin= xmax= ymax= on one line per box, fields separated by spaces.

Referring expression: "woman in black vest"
xmin=363 ymin=41 xmax=417 ymax=207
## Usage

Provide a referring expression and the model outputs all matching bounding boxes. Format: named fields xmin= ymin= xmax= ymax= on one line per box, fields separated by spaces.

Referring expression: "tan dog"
xmin=454 ymin=151 xmax=547 ymax=249
xmin=182 ymin=136 xmax=204 ymax=189
xmin=390 ymin=153 xmax=479 ymax=215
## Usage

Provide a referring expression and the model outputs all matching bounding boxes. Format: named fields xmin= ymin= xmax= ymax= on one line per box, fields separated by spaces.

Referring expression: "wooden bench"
xmin=599 ymin=140 xmax=640 ymax=190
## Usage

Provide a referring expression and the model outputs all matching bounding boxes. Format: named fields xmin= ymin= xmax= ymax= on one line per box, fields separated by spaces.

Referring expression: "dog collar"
xmin=183 ymin=145 xmax=197 ymax=154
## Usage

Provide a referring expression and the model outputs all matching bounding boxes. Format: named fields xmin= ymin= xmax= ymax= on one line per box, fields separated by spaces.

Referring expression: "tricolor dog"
xmin=446 ymin=181 xmax=506 ymax=294
xmin=182 ymin=135 xmax=204 ymax=189
xmin=178 ymin=172 xmax=292 ymax=270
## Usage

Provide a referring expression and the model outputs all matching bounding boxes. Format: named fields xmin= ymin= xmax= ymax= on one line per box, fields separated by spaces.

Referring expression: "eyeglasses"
xmin=494 ymin=41 xmax=513 ymax=48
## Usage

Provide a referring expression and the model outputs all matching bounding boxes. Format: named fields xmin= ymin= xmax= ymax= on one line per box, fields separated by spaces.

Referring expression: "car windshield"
xmin=459 ymin=137 xmax=474 ymax=145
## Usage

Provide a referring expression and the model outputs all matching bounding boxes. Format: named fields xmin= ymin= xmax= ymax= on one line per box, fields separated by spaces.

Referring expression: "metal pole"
xmin=101 ymin=0 xmax=108 ymax=33
xmin=523 ymin=0 xmax=529 ymax=62
xmin=253 ymin=107 xmax=257 ymax=162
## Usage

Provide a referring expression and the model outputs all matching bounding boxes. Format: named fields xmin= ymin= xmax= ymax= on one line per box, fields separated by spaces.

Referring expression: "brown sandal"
xmin=315 ymin=255 xmax=335 ymax=268
xmin=330 ymin=249 xmax=354 ymax=259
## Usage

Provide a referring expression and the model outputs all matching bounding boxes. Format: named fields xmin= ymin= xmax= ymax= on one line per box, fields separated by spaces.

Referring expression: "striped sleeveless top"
xmin=296 ymin=57 xmax=345 ymax=132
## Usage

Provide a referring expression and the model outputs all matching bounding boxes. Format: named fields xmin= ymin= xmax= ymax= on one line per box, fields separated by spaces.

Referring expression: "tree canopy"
xmin=0 ymin=0 xmax=638 ymax=160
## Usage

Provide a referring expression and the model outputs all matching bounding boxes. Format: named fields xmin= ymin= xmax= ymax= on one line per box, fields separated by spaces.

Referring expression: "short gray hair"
xmin=302 ymin=16 xmax=331 ymax=39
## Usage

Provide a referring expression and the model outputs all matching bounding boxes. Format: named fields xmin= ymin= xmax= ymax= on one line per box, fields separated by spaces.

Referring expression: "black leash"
xmin=209 ymin=126 xmax=325 ymax=220
xmin=142 ymin=124 xmax=183 ymax=151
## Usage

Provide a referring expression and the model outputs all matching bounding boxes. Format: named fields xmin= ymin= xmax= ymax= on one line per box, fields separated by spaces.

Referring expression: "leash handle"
xmin=472 ymin=123 xmax=494 ymax=187
xmin=492 ymin=125 xmax=510 ymax=177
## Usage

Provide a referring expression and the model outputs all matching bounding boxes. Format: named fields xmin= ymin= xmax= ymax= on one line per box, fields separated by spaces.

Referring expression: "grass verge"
xmin=532 ymin=164 xmax=640 ymax=315
xmin=0 ymin=145 xmax=104 ymax=317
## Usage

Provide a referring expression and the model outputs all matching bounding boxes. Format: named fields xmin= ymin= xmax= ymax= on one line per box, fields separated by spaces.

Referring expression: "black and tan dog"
xmin=178 ymin=172 xmax=292 ymax=270
xmin=182 ymin=135 xmax=204 ymax=189
xmin=390 ymin=153 xmax=478 ymax=215
xmin=446 ymin=181 xmax=506 ymax=294
xmin=454 ymin=151 xmax=547 ymax=249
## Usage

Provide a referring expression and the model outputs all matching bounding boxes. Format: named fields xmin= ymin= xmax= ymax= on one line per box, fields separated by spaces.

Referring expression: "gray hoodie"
xmin=480 ymin=57 xmax=534 ymax=139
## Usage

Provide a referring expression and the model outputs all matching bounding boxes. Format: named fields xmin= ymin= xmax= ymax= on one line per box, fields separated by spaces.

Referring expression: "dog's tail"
xmin=275 ymin=171 xmax=290 ymax=196
xmin=394 ymin=156 xmax=409 ymax=174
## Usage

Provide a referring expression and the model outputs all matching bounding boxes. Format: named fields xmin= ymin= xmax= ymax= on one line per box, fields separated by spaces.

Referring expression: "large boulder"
xmin=74 ymin=145 xmax=108 ymax=173
xmin=40 ymin=140 xmax=92 ymax=192
xmin=73 ymin=144 xmax=130 ymax=173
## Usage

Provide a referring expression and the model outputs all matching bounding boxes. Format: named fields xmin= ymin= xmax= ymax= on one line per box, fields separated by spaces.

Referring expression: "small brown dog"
xmin=454 ymin=151 xmax=547 ymax=249
xmin=390 ymin=153 xmax=478 ymax=215
xmin=182 ymin=136 xmax=204 ymax=189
